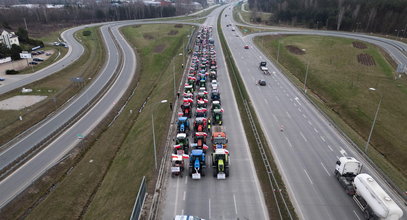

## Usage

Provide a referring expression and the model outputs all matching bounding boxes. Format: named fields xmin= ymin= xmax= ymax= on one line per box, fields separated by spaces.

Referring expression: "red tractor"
xmin=181 ymin=102 xmax=192 ymax=118
xmin=192 ymin=132 xmax=209 ymax=152
xmin=194 ymin=117 xmax=207 ymax=132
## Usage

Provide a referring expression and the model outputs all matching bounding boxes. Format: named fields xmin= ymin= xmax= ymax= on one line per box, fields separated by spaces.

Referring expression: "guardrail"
xmin=130 ymin=176 xmax=147 ymax=220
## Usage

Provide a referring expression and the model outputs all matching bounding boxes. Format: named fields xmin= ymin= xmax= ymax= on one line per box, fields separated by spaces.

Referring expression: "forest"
xmin=248 ymin=0 xmax=407 ymax=35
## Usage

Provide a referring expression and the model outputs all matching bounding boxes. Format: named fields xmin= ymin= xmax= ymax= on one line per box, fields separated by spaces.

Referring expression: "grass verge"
xmin=218 ymin=10 xmax=297 ymax=219
xmin=253 ymin=35 xmax=407 ymax=192
xmin=0 ymin=26 xmax=105 ymax=146
xmin=5 ymin=24 xmax=192 ymax=220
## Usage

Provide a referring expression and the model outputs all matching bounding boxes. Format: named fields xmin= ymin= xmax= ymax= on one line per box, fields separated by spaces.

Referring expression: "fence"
xmin=129 ymin=176 xmax=147 ymax=220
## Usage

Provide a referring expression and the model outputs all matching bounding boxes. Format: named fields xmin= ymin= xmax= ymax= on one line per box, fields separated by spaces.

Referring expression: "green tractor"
xmin=212 ymin=149 xmax=230 ymax=179
xmin=212 ymin=108 xmax=223 ymax=125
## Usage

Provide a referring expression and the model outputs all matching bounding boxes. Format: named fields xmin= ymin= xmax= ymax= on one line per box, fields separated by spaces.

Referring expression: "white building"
xmin=0 ymin=30 xmax=20 ymax=49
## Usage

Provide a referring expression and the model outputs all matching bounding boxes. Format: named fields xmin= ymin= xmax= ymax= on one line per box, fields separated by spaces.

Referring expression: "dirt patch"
xmin=285 ymin=45 xmax=305 ymax=55
xmin=352 ymin=41 xmax=367 ymax=49
xmin=153 ymin=44 xmax=166 ymax=53
xmin=143 ymin=33 xmax=155 ymax=40
xmin=168 ymin=30 xmax=178 ymax=35
xmin=357 ymin=53 xmax=376 ymax=66
xmin=133 ymin=24 xmax=141 ymax=28
xmin=174 ymin=24 xmax=183 ymax=28
xmin=0 ymin=95 xmax=48 ymax=110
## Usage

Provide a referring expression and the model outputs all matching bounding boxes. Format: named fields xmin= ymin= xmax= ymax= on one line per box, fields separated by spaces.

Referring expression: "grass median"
xmin=218 ymin=10 xmax=297 ymax=220
xmin=254 ymin=34 xmax=407 ymax=191
xmin=7 ymin=24 xmax=192 ymax=220
xmin=0 ymin=26 xmax=105 ymax=146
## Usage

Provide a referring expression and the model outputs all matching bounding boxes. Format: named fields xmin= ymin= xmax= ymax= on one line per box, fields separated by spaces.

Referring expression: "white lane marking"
xmin=275 ymin=96 xmax=280 ymax=102
xmin=353 ymin=210 xmax=362 ymax=220
xmin=286 ymin=111 xmax=291 ymax=119
xmin=327 ymin=145 xmax=333 ymax=151
xmin=336 ymin=156 xmax=340 ymax=160
xmin=294 ymin=97 xmax=302 ymax=106
xmin=320 ymin=162 xmax=331 ymax=176
xmin=307 ymin=120 xmax=313 ymax=125
xmin=300 ymin=132 xmax=308 ymax=142
xmin=185 ymin=175 xmax=188 ymax=184
xmin=233 ymin=194 xmax=238 ymax=215
xmin=209 ymin=199 xmax=211 ymax=219
xmin=183 ymin=191 xmax=186 ymax=200
xmin=314 ymin=128 xmax=319 ymax=133
xmin=289 ymin=98 xmax=293 ymax=102
xmin=284 ymin=135 xmax=293 ymax=148
xmin=340 ymin=149 xmax=347 ymax=157
xmin=182 ymin=209 xmax=184 ymax=215
xmin=320 ymin=136 xmax=326 ymax=142
xmin=264 ymin=99 xmax=269 ymax=105
xmin=298 ymin=108 xmax=302 ymax=112
xmin=302 ymin=114 xmax=307 ymax=118
xmin=293 ymin=102 xmax=297 ymax=107
xmin=304 ymin=169 xmax=313 ymax=184
xmin=272 ymin=114 xmax=279 ymax=123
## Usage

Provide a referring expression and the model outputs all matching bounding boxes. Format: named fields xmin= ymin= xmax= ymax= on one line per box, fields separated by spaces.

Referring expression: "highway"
xmin=160 ymin=5 xmax=269 ymax=219
xmin=223 ymin=6 xmax=407 ymax=220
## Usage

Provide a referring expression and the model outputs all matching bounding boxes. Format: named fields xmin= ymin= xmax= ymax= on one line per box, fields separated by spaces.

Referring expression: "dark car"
xmin=0 ymin=78 xmax=5 ymax=81
xmin=33 ymin=58 xmax=44 ymax=62
xmin=29 ymin=61 xmax=38 ymax=65
xmin=244 ymin=45 xmax=249 ymax=49
xmin=258 ymin=80 xmax=266 ymax=86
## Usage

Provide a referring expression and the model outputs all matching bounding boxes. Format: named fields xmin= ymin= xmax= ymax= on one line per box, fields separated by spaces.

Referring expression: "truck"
xmin=211 ymin=148 xmax=229 ymax=179
xmin=259 ymin=62 xmax=270 ymax=75
xmin=334 ymin=157 xmax=404 ymax=220
xmin=211 ymin=126 xmax=227 ymax=150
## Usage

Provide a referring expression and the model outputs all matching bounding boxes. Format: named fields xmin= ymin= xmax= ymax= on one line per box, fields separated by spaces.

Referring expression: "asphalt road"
xmin=223 ymin=7 xmax=407 ymax=220
xmin=0 ymin=27 xmax=85 ymax=95
xmin=160 ymin=6 xmax=269 ymax=219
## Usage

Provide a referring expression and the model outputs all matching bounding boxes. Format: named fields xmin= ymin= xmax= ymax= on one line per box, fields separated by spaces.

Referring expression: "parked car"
xmin=211 ymin=80 xmax=218 ymax=90
xmin=46 ymin=52 xmax=51 ymax=56
xmin=29 ymin=61 xmax=38 ymax=65
xmin=0 ymin=78 xmax=5 ymax=81
xmin=258 ymin=80 xmax=266 ymax=86
xmin=31 ymin=52 xmax=38 ymax=56
xmin=33 ymin=58 xmax=44 ymax=62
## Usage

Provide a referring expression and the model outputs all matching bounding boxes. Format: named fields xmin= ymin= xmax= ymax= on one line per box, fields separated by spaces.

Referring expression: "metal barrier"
xmin=130 ymin=176 xmax=147 ymax=220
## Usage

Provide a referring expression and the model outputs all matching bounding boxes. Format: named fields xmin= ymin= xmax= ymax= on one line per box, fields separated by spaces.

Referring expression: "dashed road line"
xmin=300 ymin=132 xmax=308 ymax=142
xmin=320 ymin=162 xmax=331 ymax=176
xmin=327 ymin=145 xmax=333 ymax=151
xmin=320 ymin=136 xmax=326 ymax=142
xmin=304 ymin=169 xmax=313 ymax=184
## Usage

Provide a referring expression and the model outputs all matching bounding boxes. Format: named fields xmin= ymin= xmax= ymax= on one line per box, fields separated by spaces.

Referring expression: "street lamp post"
xmin=364 ymin=88 xmax=382 ymax=153
xmin=304 ymin=61 xmax=310 ymax=93
xmin=152 ymin=99 xmax=168 ymax=170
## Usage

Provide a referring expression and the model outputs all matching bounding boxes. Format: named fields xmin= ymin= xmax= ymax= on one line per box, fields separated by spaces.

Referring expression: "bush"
xmin=6 ymin=69 xmax=19 ymax=75
xmin=83 ymin=30 xmax=92 ymax=36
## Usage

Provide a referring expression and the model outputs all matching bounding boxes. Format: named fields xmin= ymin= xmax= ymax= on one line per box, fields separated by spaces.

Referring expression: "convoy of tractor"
xmin=170 ymin=25 xmax=230 ymax=180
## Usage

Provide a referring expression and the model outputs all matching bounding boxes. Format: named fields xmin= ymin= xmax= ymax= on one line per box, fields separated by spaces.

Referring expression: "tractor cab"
xmin=177 ymin=117 xmax=190 ymax=134
xmin=211 ymin=148 xmax=229 ymax=179
xmin=211 ymin=90 xmax=220 ymax=102
xmin=195 ymin=108 xmax=208 ymax=118
xmin=197 ymin=99 xmax=208 ymax=108
xmin=175 ymin=133 xmax=189 ymax=154
xmin=194 ymin=117 xmax=207 ymax=132
xmin=212 ymin=108 xmax=223 ymax=125
xmin=171 ymin=154 xmax=185 ymax=177
xmin=189 ymin=149 xmax=206 ymax=179
xmin=181 ymin=102 xmax=192 ymax=118
xmin=211 ymin=100 xmax=221 ymax=111
xmin=184 ymin=84 xmax=194 ymax=94
xmin=209 ymin=70 xmax=217 ymax=80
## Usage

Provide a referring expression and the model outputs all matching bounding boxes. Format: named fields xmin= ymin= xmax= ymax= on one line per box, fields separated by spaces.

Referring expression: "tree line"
xmin=248 ymin=0 xmax=407 ymax=35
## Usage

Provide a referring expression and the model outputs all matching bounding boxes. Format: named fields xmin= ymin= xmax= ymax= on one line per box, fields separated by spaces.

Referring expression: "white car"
xmin=211 ymin=80 xmax=218 ymax=90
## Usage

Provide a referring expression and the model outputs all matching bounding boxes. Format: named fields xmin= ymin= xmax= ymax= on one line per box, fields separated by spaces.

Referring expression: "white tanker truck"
xmin=335 ymin=157 xmax=403 ymax=220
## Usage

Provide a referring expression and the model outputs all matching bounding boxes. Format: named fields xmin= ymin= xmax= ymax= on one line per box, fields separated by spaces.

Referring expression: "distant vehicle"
xmin=259 ymin=61 xmax=270 ymax=75
xmin=33 ymin=58 xmax=44 ymax=62
xmin=46 ymin=52 xmax=51 ymax=56
xmin=37 ymin=50 xmax=45 ymax=54
xmin=29 ymin=61 xmax=38 ymax=65
xmin=174 ymin=215 xmax=205 ymax=220
xmin=244 ymin=45 xmax=249 ymax=49
xmin=231 ymin=27 xmax=235 ymax=31
xmin=0 ymin=78 xmax=5 ymax=81
xmin=211 ymin=80 xmax=218 ymax=90
xmin=31 ymin=52 xmax=38 ymax=56
xmin=258 ymin=80 xmax=266 ymax=86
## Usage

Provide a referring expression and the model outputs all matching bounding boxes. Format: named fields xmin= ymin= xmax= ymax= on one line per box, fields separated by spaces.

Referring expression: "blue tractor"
xmin=189 ymin=149 xmax=206 ymax=179
xmin=177 ymin=117 xmax=190 ymax=134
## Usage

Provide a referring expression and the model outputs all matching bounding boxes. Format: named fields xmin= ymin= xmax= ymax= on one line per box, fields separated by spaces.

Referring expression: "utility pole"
xmin=304 ymin=61 xmax=310 ymax=93
xmin=364 ymin=94 xmax=382 ymax=153
xmin=277 ymin=41 xmax=280 ymax=62
xmin=24 ymin=18 xmax=28 ymax=32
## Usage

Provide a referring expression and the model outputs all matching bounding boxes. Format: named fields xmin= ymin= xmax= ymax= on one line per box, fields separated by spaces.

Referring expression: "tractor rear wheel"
xmin=225 ymin=167 xmax=229 ymax=177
